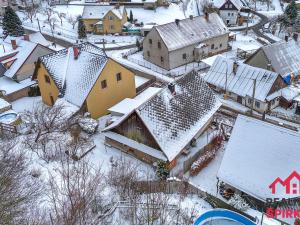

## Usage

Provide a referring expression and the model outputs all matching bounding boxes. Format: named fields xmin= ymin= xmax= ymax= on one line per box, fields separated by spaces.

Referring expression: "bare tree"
xmin=67 ymin=15 xmax=79 ymax=29
xmin=47 ymin=145 xmax=106 ymax=225
xmin=24 ymin=4 xmax=39 ymax=23
xmin=56 ymin=12 xmax=65 ymax=26
xmin=44 ymin=7 xmax=54 ymax=22
xmin=0 ymin=139 xmax=42 ymax=225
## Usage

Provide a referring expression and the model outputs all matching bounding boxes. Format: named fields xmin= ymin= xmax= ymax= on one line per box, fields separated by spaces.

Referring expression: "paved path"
xmin=230 ymin=9 xmax=276 ymax=44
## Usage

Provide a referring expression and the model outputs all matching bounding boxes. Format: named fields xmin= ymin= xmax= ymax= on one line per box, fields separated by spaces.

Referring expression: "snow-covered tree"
xmin=285 ymin=1 xmax=298 ymax=23
xmin=78 ymin=16 xmax=87 ymax=39
xmin=129 ymin=10 xmax=133 ymax=23
xmin=2 ymin=6 xmax=24 ymax=37
xmin=67 ymin=15 xmax=79 ymax=29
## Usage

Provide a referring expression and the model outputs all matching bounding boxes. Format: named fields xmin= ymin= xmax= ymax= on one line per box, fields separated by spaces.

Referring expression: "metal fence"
xmin=127 ymin=57 xmax=209 ymax=77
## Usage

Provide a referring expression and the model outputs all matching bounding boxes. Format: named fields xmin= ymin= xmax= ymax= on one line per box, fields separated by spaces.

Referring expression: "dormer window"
xmin=225 ymin=4 xmax=228 ymax=8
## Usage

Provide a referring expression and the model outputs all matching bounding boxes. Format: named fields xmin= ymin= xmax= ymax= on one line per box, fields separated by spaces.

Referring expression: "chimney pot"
xmin=168 ymin=83 xmax=176 ymax=94
xmin=189 ymin=15 xmax=193 ymax=20
xmin=11 ymin=39 xmax=17 ymax=50
xmin=24 ymin=34 xmax=29 ymax=41
xmin=175 ymin=19 xmax=180 ymax=26
xmin=73 ymin=47 xmax=79 ymax=59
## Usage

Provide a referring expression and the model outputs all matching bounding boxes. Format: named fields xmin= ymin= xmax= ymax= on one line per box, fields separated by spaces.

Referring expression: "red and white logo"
xmin=269 ymin=171 xmax=300 ymax=195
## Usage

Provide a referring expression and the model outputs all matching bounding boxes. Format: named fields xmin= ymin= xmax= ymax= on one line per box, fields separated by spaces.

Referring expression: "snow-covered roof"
xmin=259 ymin=41 xmax=300 ymax=77
xmin=0 ymin=76 xmax=36 ymax=95
xmin=135 ymin=75 xmax=149 ymax=88
xmin=0 ymin=37 xmax=38 ymax=79
xmin=39 ymin=42 xmax=108 ymax=107
xmin=0 ymin=98 xmax=11 ymax=110
xmin=82 ymin=5 xmax=124 ymax=20
xmin=27 ymin=32 xmax=50 ymax=47
xmin=210 ymin=0 xmax=244 ymax=9
xmin=218 ymin=115 xmax=300 ymax=201
xmin=153 ymin=13 xmax=228 ymax=51
xmin=204 ymin=56 xmax=280 ymax=101
xmin=266 ymin=85 xmax=300 ymax=101
xmin=54 ymin=98 xmax=80 ymax=118
xmin=108 ymin=87 xmax=161 ymax=115
xmin=105 ymin=71 xmax=221 ymax=161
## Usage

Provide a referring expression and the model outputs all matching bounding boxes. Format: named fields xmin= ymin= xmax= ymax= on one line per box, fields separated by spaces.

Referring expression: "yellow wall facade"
xmin=36 ymin=63 xmax=60 ymax=106
xmin=83 ymin=9 xmax=127 ymax=34
xmin=83 ymin=19 xmax=101 ymax=33
xmin=86 ymin=58 xmax=136 ymax=119
xmin=102 ymin=10 xmax=127 ymax=34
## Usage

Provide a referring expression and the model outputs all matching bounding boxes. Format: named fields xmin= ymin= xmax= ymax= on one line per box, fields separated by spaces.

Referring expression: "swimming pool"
xmin=0 ymin=112 xmax=19 ymax=124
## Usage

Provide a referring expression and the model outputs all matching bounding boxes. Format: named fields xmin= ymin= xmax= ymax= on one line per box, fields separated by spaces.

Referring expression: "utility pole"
xmin=37 ymin=18 xmax=41 ymax=33
xmin=102 ymin=38 xmax=105 ymax=53
xmin=251 ymin=78 xmax=256 ymax=115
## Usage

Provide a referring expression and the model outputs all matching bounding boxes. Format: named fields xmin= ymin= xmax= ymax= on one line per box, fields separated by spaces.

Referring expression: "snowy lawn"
xmin=127 ymin=4 xmax=185 ymax=25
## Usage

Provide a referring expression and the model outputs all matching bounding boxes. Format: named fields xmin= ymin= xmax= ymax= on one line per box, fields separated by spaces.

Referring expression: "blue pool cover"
xmin=194 ymin=209 xmax=256 ymax=225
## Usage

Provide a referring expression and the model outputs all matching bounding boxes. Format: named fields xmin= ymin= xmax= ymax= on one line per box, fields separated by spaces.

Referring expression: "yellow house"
xmin=82 ymin=5 xmax=127 ymax=34
xmin=33 ymin=42 xmax=136 ymax=119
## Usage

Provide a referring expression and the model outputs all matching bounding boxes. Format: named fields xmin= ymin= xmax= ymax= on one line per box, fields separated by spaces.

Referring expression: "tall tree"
xmin=77 ymin=16 xmax=87 ymax=39
xmin=2 ymin=6 xmax=24 ymax=37
xmin=285 ymin=1 xmax=298 ymax=23
xmin=129 ymin=10 xmax=133 ymax=23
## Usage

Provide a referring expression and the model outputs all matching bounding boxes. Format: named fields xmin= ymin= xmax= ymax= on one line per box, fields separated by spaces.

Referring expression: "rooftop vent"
xmin=175 ymin=19 xmax=180 ymax=26
xmin=168 ymin=83 xmax=176 ymax=95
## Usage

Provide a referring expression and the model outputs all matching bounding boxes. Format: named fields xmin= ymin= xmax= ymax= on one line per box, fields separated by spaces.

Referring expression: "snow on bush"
xmin=78 ymin=117 xmax=98 ymax=134
xmin=227 ymin=194 xmax=250 ymax=211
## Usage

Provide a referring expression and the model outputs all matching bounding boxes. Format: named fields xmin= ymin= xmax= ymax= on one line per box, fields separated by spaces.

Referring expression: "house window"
xmin=149 ymin=39 xmax=152 ymax=44
xmin=211 ymin=44 xmax=215 ymax=49
xmin=110 ymin=25 xmax=115 ymax=30
xmin=255 ymin=101 xmax=260 ymax=108
xmin=160 ymin=56 xmax=164 ymax=63
xmin=182 ymin=53 xmax=187 ymax=60
xmin=116 ymin=72 xmax=122 ymax=82
xmin=50 ymin=95 xmax=54 ymax=105
xmin=158 ymin=41 xmax=161 ymax=49
xmin=44 ymin=75 xmax=50 ymax=84
xmin=101 ymin=80 xmax=107 ymax=89
xmin=225 ymin=4 xmax=228 ymax=8
xmin=248 ymin=98 xmax=252 ymax=104
xmin=229 ymin=3 xmax=232 ymax=8
xmin=232 ymin=13 xmax=234 ymax=16
xmin=147 ymin=51 xmax=150 ymax=57
xmin=220 ymin=43 xmax=222 ymax=48
xmin=228 ymin=12 xmax=231 ymax=16
xmin=109 ymin=16 xmax=114 ymax=20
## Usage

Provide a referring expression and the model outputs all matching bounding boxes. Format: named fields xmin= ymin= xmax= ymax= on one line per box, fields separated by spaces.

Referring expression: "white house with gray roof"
xmin=143 ymin=13 xmax=229 ymax=70
xmin=204 ymin=56 xmax=286 ymax=113
xmin=245 ymin=40 xmax=300 ymax=78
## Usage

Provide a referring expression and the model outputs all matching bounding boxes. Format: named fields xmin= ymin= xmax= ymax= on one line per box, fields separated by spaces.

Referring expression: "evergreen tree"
xmin=156 ymin=161 xmax=170 ymax=180
xmin=77 ymin=16 xmax=87 ymax=39
xmin=285 ymin=1 xmax=298 ymax=23
xmin=129 ymin=10 xmax=133 ymax=23
xmin=2 ymin=6 xmax=24 ymax=37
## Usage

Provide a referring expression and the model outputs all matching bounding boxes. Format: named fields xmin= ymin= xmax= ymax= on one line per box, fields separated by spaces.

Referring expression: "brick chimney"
xmin=11 ymin=39 xmax=17 ymax=50
xmin=24 ymin=34 xmax=29 ymax=41
xmin=73 ymin=47 xmax=79 ymax=59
